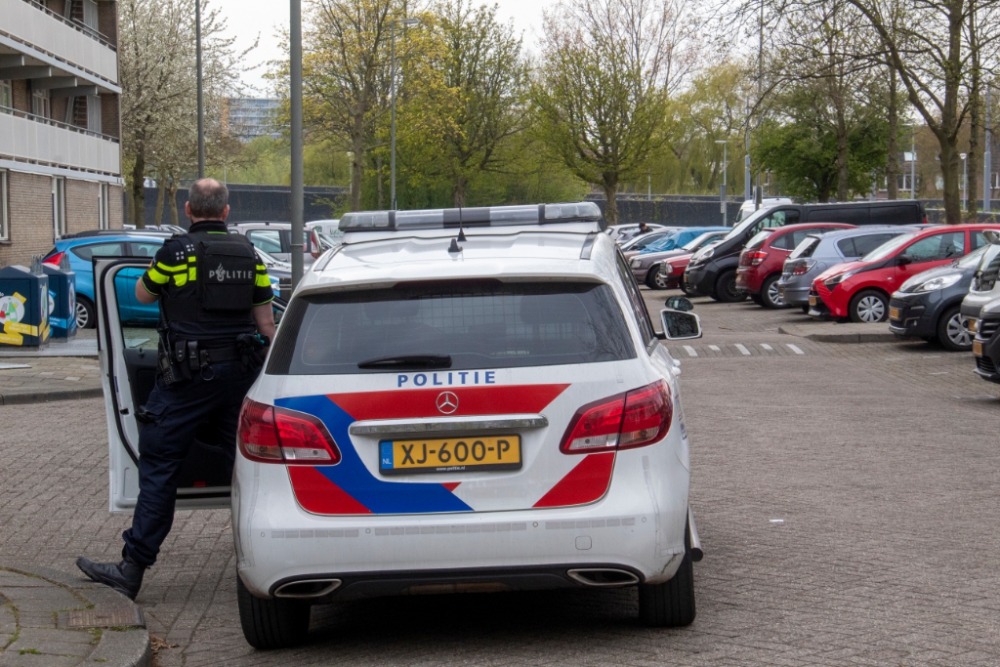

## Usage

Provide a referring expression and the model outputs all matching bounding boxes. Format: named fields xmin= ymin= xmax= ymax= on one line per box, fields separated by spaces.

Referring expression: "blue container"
xmin=0 ymin=265 xmax=50 ymax=348
xmin=42 ymin=263 xmax=77 ymax=339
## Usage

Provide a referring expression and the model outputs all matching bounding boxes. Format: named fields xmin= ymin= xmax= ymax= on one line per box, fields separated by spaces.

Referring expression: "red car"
xmin=660 ymin=252 xmax=694 ymax=291
xmin=810 ymin=224 xmax=1000 ymax=322
xmin=736 ymin=223 xmax=856 ymax=308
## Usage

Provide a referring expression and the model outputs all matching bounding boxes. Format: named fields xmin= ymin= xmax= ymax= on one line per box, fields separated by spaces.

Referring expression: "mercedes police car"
xmin=94 ymin=202 xmax=704 ymax=649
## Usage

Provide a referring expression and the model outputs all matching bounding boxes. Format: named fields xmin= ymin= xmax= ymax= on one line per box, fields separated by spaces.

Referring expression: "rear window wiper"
xmin=357 ymin=354 xmax=452 ymax=370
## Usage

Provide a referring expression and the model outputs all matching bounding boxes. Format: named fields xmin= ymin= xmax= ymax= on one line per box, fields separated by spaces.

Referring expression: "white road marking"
xmin=761 ymin=343 xmax=773 ymax=351
xmin=929 ymin=372 xmax=949 ymax=376
xmin=684 ymin=345 xmax=698 ymax=357
xmin=735 ymin=344 xmax=751 ymax=356
xmin=786 ymin=344 xmax=805 ymax=355
xmin=709 ymin=345 xmax=721 ymax=351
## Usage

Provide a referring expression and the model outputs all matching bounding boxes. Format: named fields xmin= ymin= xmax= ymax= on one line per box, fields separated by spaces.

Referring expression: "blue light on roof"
xmin=339 ymin=202 xmax=602 ymax=233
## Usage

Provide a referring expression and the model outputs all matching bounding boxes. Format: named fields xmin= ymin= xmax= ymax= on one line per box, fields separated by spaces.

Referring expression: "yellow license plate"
xmin=380 ymin=435 xmax=521 ymax=475
xmin=809 ymin=296 xmax=818 ymax=306
xmin=889 ymin=307 xmax=901 ymax=320
xmin=973 ymin=341 xmax=983 ymax=357
xmin=969 ymin=318 xmax=978 ymax=333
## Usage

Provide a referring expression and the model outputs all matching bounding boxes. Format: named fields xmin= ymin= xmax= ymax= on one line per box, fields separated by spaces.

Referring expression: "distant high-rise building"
xmin=225 ymin=98 xmax=280 ymax=140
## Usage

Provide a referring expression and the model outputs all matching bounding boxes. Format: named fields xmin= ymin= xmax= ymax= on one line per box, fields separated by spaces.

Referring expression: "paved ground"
xmin=0 ymin=295 xmax=998 ymax=665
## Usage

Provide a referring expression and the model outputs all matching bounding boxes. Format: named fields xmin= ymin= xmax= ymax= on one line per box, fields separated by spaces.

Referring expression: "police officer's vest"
xmin=161 ymin=230 xmax=259 ymax=342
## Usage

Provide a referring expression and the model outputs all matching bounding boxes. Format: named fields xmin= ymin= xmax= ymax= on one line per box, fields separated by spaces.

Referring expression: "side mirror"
xmin=660 ymin=309 xmax=703 ymax=340
xmin=897 ymin=254 xmax=912 ymax=266
xmin=665 ymin=296 xmax=694 ymax=312
xmin=984 ymin=229 xmax=1000 ymax=245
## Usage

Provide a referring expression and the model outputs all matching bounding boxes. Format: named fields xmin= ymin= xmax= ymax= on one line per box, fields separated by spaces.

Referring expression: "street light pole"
xmin=961 ymin=152 xmax=968 ymax=212
xmin=390 ymin=18 xmax=420 ymax=211
xmin=196 ymin=0 xmax=204 ymax=178
xmin=716 ymin=140 xmax=728 ymax=226
xmin=985 ymin=84 xmax=992 ymax=213
xmin=745 ymin=97 xmax=752 ymax=203
xmin=290 ymin=0 xmax=304 ymax=286
xmin=910 ymin=126 xmax=916 ymax=200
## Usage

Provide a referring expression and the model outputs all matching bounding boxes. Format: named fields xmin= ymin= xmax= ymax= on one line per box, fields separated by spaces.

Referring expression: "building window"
xmin=32 ymin=88 xmax=50 ymax=119
xmin=0 ymin=171 xmax=9 ymax=242
xmin=87 ymin=95 xmax=102 ymax=134
xmin=52 ymin=177 xmax=67 ymax=238
xmin=0 ymin=80 xmax=11 ymax=110
xmin=98 ymin=183 xmax=110 ymax=229
xmin=992 ymin=173 xmax=999 ymax=190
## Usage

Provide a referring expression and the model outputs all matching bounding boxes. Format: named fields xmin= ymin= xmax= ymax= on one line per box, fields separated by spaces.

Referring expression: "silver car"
xmin=961 ymin=235 xmax=1000 ymax=335
xmin=778 ymin=226 xmax=917 ymax=309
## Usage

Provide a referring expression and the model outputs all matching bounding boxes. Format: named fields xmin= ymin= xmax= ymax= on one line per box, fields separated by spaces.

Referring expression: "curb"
xmin=778 ymin=324 xmax=900 ymax=344
xmin=0 ymin=386 xmax=104 ymax=406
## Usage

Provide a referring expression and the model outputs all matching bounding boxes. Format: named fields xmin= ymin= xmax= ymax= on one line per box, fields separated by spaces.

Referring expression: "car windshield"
xmin=789 ymin=236 xmax=821 ymax=260
xmin=723 ymin=207 xmax=773 ymax=241
xmin=746 ymin=231 xmax=773 ymax=249
xmin=681 ymin=232 xmax=721 ymax=252
xmin=861 ymin=231 xmax=920 ymax=262
xmin=271 ymin=281 xmax=637 ymax=375
xmin=974 ymin=242 xmax=1000 ymax=274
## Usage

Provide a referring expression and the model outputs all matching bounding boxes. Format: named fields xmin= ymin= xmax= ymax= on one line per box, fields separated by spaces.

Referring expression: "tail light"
xmin=238 ymin=399 xmax=341 ymax=465
xmin=44 ymin=252 xmax=65 ymax=266
xmin=560 ymin=380 xmax=673 ymax=454
xmin=791 ymin=260 xmax=815 ymax=275
xmin=747 ymin=250 xmax=769 ymax=266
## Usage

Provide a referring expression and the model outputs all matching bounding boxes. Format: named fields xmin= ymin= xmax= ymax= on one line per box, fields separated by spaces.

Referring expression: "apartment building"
xmin=225 ymin=98 xmax=280 ymax=141
xmin=0 ymin=0 xmax=123 ymax=267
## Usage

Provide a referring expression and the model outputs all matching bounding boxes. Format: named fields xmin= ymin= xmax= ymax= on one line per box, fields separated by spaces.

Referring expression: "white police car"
xmin=96 ymin=202 xmax=704 ymax=649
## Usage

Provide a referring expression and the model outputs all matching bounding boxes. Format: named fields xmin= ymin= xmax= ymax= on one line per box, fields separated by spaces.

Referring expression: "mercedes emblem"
xmin=436 ymin=391 xmax=459 ymax=415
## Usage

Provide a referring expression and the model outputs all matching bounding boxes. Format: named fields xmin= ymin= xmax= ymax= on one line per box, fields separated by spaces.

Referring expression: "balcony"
xmin=0 ymin=0 xmax=118 ymax=85
xmin=0 ymin=107 xmax=120 ymax=175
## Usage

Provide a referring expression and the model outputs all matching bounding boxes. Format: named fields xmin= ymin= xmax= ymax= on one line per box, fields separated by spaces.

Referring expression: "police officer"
xmin=77 ymin=179 xmax=276 ymax=600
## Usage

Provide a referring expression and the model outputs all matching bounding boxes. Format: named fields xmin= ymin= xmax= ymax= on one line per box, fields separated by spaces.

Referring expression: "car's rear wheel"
xmin=760 ymin=274 xmax=786 ymax=309
xmin=937 ymin=306 xmax=973 ymax=351
xmin=76 ymin=296 xmax=96 ymax=330
xmin=638 ymin=527 xmax=696 ymax=627
xmin=237 ymin=574 xmax=310 ymax=649
xmin=713 ymin=270 xmax=746 ymax=303
xmin=849 ymin=290 xmax=888 ymax=323
xmin=645 ymin=268 xmax=669 ymax=290
xmin=749 ymin=293 xmax=763 ymax=305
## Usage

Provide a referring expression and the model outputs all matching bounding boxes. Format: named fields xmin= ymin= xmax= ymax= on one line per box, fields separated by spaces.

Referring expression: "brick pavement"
xmin=0 ymin=298 xmax=997 ymax=665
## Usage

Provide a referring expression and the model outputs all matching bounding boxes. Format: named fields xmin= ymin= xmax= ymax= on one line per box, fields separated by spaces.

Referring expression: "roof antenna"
xmin=449 ymin=206 xmax=465 ymax=254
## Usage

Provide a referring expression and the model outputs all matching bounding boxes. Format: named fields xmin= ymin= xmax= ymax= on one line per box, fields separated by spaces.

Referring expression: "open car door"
xmin=96 ymin=258 xmax=233 ymax=512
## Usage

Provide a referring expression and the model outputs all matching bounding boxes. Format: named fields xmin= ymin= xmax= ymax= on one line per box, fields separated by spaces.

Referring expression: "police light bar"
xmin=339 ymin=202 xmax=602 ymax=233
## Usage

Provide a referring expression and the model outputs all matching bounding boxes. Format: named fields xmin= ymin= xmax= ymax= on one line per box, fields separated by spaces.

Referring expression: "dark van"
xmin=683 ymin=200 xmax=926 ymax=302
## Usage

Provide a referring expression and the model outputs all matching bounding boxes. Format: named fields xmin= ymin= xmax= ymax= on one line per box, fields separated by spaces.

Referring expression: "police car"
xmin=94 ymin=202 xmax=704 ymax=649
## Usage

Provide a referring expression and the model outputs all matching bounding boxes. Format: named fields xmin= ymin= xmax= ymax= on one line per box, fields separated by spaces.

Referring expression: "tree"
xmin=531 ymin=0 xmax=697 ymax=224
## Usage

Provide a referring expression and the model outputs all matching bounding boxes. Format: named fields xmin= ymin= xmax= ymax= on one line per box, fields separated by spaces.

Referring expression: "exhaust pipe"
xmin=688 ymin=508 xmax=704 ymax=562
xmin=567 ymin=568 xmax=640 ymax=587
xmin=274 ymin=578 xmax=342 ymax=599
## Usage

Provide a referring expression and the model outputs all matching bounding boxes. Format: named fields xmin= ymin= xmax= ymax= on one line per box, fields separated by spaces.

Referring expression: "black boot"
xmin=76 ymin=556 xmax=145 ymax=600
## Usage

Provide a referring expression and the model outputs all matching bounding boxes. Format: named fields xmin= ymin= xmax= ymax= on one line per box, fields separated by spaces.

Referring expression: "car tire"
xmin=76 ymin=296 xmax=96 ymax=330
xmin=749 ymin=293 xmax=763 ymax=306
xmin=680 ymin=282 xmax=696 ymax=296
xmin=801 ymin=305 xmax=810 ymax=314
xmin=713 ymin=270 xmax=746 ymax=303
xmin=237 ymin=574 xmax=310 ymax=650
xmin=638 ymin=526 xmax=696 ymax=628
xmin=645 ymin=269 xmax=668 ymax=290
xmin=849 ymin=290 xmax=889 ymax=323
xmin=936 ymin=306 xmax=973 ymax=352
xmin=760 ymin=275 xmax=786 ymax=309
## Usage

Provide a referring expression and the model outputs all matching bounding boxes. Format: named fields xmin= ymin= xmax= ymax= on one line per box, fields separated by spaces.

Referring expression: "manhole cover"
xmin=63 ymin=606 xmax=145 ymax=629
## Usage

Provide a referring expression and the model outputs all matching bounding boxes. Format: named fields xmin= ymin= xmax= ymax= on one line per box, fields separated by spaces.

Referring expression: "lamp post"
xmin=985 ymin=84 xmax=992 ymax=214
xmin=744 ymin=97 xmax=752 ymax=203
xmin=290 ymin=0 xmax=304 ymax=286
xmin=390 ymin=18 xmax=420 ymax=211
xmin=196 ymin=0 xmax=204 ymax=178
xmin=910 ymin=125 xmax=916 ymax=200
xmin=961 ymin=152 xmax=968 ymax=212
xmin=716 ymin=140 xmax=728 ymax=226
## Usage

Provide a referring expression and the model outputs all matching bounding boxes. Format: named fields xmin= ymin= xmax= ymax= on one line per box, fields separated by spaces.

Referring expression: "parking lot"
xmin=0 ymin=293 xmax=998 ymax=666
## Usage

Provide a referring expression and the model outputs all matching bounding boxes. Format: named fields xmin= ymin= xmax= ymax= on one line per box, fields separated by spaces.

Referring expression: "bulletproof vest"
xmin=161 ymin=230 xmax=259 ymax=340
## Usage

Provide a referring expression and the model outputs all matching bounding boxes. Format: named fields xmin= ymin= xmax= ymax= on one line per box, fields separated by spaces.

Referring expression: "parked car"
xmin=607 ymin=223 xmax=668 ymax=243
xmin=887 ymin=245 xmax=990 ymax=350
xmin=95 ymin=202 xmax=705 ymax=648
xmin=734 ymin=197 xmax=792 ymax=223
xmin=972 ymin=294 xmax=1000 ymax=383
xmin=683 ymin=200 xmax=926 ymax=302
xmin=736 ymin=223 xmax=856 ymax=308
xmin=808 ymin=224 xmax=1000 ymax=323
xmin=626 ymin=226 xmax=729 ymax=260
xmin=619 ymin=229 xmax=675 ymax=253
xmin=228 ymin=221 xmax=317 ymax=266
xmin=778 ymin=226 xmax=918 ymax=311
xmin=631 ymin=229 xmax=729 ymax=289
xmin=960 ymin=233 xmax=1000 ymax=339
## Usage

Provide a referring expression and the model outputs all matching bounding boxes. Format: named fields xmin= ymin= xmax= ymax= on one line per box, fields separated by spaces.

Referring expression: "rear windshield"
xmin=269 ymin=281 xmax=637 ymax=375
xmin=789 ymin=236 xmax=820 ymax=260
xmin=746 ymin=231 xmax=773 ymax=249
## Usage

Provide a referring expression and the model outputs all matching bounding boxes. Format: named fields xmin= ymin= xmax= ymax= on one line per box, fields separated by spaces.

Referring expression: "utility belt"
xmin=157 ymin=334 xmax=268 ymax=385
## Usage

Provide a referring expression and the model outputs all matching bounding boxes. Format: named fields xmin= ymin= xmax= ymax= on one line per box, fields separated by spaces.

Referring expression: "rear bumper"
xmin=735 ymin=267 xmax=762 ymax=293
xmin=779 ymin=282 xmax=811 ymax=307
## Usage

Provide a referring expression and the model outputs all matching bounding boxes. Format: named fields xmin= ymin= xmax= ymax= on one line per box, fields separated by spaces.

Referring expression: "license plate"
xmin=809 ymin=296 xmax=818 ymax=306
xmin=379 ymin=435 xmax=522 ymax=475
xmin=889 ymin=307 xmax=901 ymax=320
xmin=973 ymin=340 xmax=983 ymax=357
xmin=969 ymin=318 xmax=978 ymax=333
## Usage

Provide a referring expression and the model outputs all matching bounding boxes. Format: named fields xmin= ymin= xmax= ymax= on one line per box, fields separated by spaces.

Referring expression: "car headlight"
xmin=823 ymin=270 xmax=856 ymax=290
xmin=631 ymin=258 xmax=643 ymax=269
xmin=900 ymin=272 xmax=962 ymax=293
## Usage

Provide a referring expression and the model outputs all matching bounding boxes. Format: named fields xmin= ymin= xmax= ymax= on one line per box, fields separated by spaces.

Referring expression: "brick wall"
xmin=97 ymin=1 xmax=117 ymax=45
xmin=66 ymin=180 xmax=98 ymax=235
xmin=100 ymin=94 xmax=119 ymax=139
xmin=46 ymin=0 xmax=67 ymax=16
xmin=0 ymin=173 xmax=54 ymax=267
xmin=108 ymin=184 xmax=123 ymax=229
xmin=52 ymin=97 xmax=69 ymax=124
xmin=11 ymin=81 xmax=30 ymax=113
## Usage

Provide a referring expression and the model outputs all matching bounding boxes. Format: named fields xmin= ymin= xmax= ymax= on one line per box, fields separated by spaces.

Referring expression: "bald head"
xmin=186 ymin=178 xmax=230 ymax=221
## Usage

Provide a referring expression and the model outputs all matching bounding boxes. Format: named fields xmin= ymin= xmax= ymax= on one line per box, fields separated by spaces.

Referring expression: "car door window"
xmin=71 ymin=242 xmax=125 ymax=261
xmin=903 ymin=232 xmax=964 ymax=262
xmin=870 ymin=204 xmax=920 ymax=226
xmin=128 ymin=242 xmax=161 ymax=258
xmin=752 ymin=209 xmax=800 ymax=235
xmin=971 ymin=231 xmax=996 ymax=250
xmin=849 ymin=233 xmax=897 ymax=257
xmin=247 ymin=230 xmax=283 ymax=254
xmin=614 ymin=250 xmax=656 ymax=345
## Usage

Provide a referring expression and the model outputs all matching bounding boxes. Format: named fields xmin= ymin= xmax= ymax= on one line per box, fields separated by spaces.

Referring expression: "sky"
xmin=212 ymin=0 xmax=559 ymax=95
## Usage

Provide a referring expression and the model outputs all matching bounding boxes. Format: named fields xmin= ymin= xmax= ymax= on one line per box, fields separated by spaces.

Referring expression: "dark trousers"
xmin=122 ymin=361 xmax=261 ymax=568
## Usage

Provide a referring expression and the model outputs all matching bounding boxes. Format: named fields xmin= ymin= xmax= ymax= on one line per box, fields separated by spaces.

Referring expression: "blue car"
xmin=640 ymin=227 xmax=732 ymax=254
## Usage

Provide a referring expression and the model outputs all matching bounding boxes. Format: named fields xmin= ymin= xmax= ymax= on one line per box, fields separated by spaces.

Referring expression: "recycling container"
xmin=0 ymin=265 xmax=49 ymax=348
xmin=42 ymin=263 xmax=77 ymax=339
